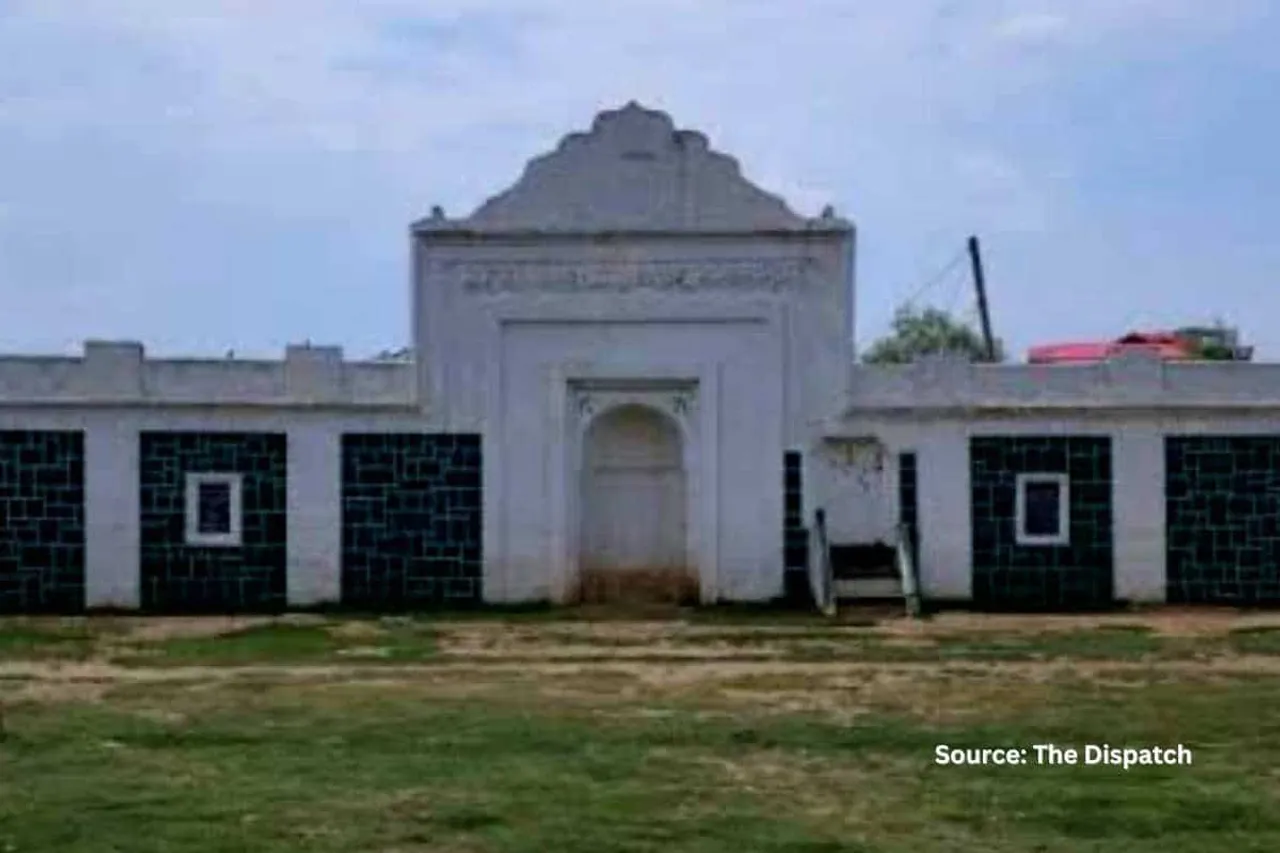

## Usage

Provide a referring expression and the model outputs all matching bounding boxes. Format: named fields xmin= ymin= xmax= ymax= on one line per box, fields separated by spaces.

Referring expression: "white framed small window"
xmin=184 ymin=472 xmax=243 ymax=547
xmin=1015 ymin=473 xmax=1070 ymax=546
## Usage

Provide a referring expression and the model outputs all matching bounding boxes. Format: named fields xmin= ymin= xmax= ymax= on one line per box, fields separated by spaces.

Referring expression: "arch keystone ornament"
xmin=571 ymin=385 xmax=698 ymax=438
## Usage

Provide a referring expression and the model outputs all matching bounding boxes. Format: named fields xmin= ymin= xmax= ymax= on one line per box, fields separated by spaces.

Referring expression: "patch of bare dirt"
xmin=438 ymin=641 xmax=796 ymax=661
xmin=1129 ymin=608 xmax=1280 ymax=636
xmin=433 ymin=621 xmax=908 ymax=661
xmin=335 ymin=646 xmax=394 ymax=659
xmin=132 ymin=707 xmax=188 ymax=724
xmin=872 ymin=608 xmax=1280 ymax=638
xmin=326 ymin=621 xmax=388 ymax=641
xmin=4 ymin=652 xmax=1278 ymax=715
xmin=434 ymin=611 xmax=1280 ymax=656
xmin=9 ymin=611 xmax=1280 ymax=707
xmin=120 ymin=616 xmax=314 ymax=642
xmin=694 ymin=750 xmax=918 ymax=826
xmin=498 ymin=655 xmax=1280 ymax=688
xmin=5 ymin=678 xmax=112 ymax=704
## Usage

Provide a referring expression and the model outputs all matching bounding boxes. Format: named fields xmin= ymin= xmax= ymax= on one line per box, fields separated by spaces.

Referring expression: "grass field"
xmin=3 ymin=607 xmax=1280 ymax=851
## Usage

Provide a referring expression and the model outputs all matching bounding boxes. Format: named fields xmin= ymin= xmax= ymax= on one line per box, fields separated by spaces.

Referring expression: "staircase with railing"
xmin=808 ymin=511 xmax=922 ymax=618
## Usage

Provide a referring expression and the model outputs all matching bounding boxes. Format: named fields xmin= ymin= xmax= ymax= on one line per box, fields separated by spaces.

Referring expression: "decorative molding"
xmin=448 ymin=258 xmax=812 ymax=295
xmin=424 ymin=102 xmax=828 ymax=233
xmin=551 ymin=364 xmax=717 ymax=603
xmin=570 ymin=381 xmax=698 ymax=434
xmin=574 ymin=391 xmax=597 ymax=419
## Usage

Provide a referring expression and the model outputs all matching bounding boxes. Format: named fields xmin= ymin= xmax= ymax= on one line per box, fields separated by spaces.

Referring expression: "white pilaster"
xmin=286 ymin=424 xmax=341 ymax=606
xmin=917 ymin=424 xmax=972 ymax=600
xmin=85 ymin=415 xmax=140 ymax=609
xmin=1112 ymin=426 xmax=1166 ymax=601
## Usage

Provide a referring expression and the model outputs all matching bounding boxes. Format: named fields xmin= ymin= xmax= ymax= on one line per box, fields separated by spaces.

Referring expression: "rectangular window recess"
xmin=184 ymin=472 xmax=244 ymax=547
xmin=1015 ymin=472 xmax=1070 ymax=546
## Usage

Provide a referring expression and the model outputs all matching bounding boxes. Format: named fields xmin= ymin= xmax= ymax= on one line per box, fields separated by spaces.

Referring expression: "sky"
xmin=1 ymin=0 xmax=1277 ymax=360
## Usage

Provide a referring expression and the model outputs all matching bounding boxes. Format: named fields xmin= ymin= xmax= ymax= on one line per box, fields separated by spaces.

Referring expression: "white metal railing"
xmin=810 ymin=509 xmax=835 ymax=616
xmin=896 ymin=523 xmax=922 ymax=618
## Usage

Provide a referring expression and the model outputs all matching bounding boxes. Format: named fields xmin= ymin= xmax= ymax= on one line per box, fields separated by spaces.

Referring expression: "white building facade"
xmin=3 ymin=102 xmax=1279 ymax=613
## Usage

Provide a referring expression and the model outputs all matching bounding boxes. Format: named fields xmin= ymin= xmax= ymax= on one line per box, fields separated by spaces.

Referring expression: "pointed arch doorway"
xmin=578 ymin=403 xmax=694 ymax=604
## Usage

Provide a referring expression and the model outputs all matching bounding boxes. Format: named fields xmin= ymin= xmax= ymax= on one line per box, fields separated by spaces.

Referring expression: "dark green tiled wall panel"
xmin=139 ymin=432 xmax=287 ymax=613
xmin=782 ymin=451 xmax=808 ymax=603
xmin=970 ymin=436 xmax=1114 ymax=611
xmin=898 ymin=452 xmax=919 ymax=567
xmin=0 ymin=431 xmax=85 ymax=613
xmin=341 ymin=434 xmax=482 ymax=608
xmin=1166 ymin=436 xmax=1280 ymax=604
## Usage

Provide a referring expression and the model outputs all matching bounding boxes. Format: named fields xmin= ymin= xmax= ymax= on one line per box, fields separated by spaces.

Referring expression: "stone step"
xmin=834 ymin=577 xmax=903 ymax=600
xmin=829 ymin=542 xmax=899 ymax=580
xmin=831 ymin=562 xmax=899 ymax=581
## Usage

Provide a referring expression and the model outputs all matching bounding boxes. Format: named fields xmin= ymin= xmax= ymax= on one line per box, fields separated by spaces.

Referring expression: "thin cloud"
xmin=994 ymin=13 xmax=1069 ymax=42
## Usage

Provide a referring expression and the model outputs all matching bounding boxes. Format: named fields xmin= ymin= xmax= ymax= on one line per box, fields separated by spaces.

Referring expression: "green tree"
xmin=861 ymin=304 xmax=1005 ymax=364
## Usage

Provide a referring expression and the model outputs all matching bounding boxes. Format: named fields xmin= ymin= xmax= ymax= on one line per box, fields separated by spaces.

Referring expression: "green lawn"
xmin=2 ymin=611 xmax=1279 ymax=851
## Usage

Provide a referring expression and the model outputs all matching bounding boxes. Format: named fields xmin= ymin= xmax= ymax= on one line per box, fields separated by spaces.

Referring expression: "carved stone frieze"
xmin=571 ymin=383 xmax=698 ymax=431
xmin=445 ymin=258 xmax=811 ymax=295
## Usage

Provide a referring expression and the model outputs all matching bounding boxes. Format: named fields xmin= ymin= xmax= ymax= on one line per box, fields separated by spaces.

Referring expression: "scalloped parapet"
xmin=416 ymin=102 xmax=846 ymax=233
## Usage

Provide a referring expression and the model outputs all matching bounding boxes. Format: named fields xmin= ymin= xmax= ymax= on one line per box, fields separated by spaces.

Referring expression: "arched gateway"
xmin=578 ymin=404 xmax=692 ymax=603
xmin=417 ymin=101 xmax=851 ymax=606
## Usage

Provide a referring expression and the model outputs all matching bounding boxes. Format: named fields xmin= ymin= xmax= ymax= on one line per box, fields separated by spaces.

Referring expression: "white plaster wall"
xmin=846 ymin=350 xmax=1280 ymax=413
xmin=85 ymin=413 xmax=140 ymax=608
xmin=492 ymin=317 xmax=783 ymax=603
xmin=812 ymin=439 xmax=895 ymax=544
xmin=0 ymin=342 xmax=417 ymax=407
xmin=417 ymin=233 xmax=851 ymax=436
xmin=285 ymin=423 xmax=341 ymax=607
xmin=835 ymin=411 xmax=1280 ymax=604
xmin=406 ymin=104 xmax=860 ymax=605
xmin=783 ymin=236 xmax=854 ymax=447
xmin=807 ymin=421 xmax=970 ymax=599
xmin=1111 ymin=425 xmax=1165 ymax=601
xmin=877 ymin=422 xmax=972 ymax=601
xmin=416 ymin=230 xmax=852 ymax=605
xmin=0 ymin=406 xmax=429 ymax=609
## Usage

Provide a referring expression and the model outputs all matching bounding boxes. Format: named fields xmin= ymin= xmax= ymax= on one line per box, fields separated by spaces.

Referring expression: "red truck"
xmin=1027 ymin=328 xmax=1252 ymax=364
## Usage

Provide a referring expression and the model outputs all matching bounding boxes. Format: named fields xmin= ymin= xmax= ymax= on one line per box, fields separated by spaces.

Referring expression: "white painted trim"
xmin=1014 ymin=472 xmax=1070 ymax=546
xmin=547 ymin=364 xmax=572 ymax=602
xmin=539 ymin=359 xmax=723 ymax=604
xmin=483 ymin=315 xmax=505 ymax=601
xmin=700 ymin=363 xmax=721 ymax=602
xmin=184 ymin=472 xmax=244 ymax=547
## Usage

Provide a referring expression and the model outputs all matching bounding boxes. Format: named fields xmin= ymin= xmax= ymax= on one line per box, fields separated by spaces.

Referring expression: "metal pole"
xmin=968 ymin=235 xmax=997 ymax=362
